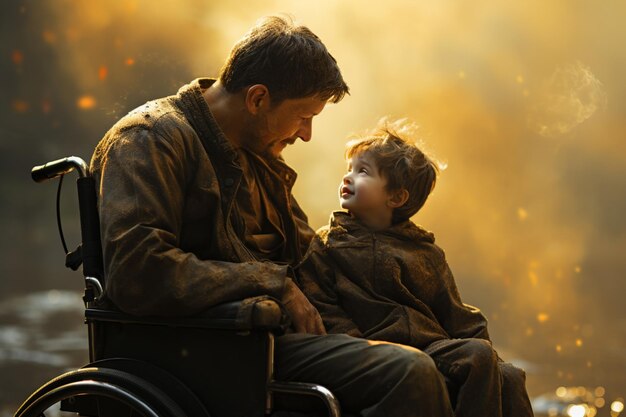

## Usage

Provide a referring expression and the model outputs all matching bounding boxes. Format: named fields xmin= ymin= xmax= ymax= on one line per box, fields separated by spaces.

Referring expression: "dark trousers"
xmin=424 ymin=338 xmax=533 ymax=417
xmin=275 ymin=333 xmax=455 ymax=417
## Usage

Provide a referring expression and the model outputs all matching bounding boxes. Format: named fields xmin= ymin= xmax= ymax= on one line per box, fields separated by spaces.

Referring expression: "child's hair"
xmin=345 ymin=121 xmax=439 ymax=223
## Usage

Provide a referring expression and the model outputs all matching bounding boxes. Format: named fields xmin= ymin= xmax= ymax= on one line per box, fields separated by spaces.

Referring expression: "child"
xmin=296 ymin=122 xmax=533 ymax=417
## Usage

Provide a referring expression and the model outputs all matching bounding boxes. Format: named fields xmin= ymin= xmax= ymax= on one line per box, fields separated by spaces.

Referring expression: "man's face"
xmin=246 ymin=95 xmax=327 ymax=159
xmin=339 ymin=152 xmax=393 ymax=220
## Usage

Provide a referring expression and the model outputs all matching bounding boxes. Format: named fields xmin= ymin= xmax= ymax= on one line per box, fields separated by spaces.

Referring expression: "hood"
xmin=327 ymin=211 xmax=435 ymax=245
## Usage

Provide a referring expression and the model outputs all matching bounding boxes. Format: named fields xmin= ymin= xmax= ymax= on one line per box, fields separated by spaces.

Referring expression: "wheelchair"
xmin=15 ymin=156 xmax=342 ymax=417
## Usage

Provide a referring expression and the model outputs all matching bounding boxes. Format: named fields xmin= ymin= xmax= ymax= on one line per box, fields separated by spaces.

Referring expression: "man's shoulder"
xmin=92 ymin=96 xmax=198 ymax=163
xmin=112 ymin=96 xmax=188 ymax=136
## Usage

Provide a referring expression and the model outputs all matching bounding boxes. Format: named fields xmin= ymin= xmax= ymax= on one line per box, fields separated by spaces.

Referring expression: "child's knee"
xmin=464 ymin=338 xmax=498 ymax=369
xmin=499 ymin=361 xmax=527 ymax=385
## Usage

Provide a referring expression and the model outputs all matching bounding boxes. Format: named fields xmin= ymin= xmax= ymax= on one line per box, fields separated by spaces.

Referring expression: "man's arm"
xmin=93 ymin=124 xmax=288 ymax=316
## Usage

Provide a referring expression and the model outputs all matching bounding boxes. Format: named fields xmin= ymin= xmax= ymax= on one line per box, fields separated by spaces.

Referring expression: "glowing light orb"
xmin=98 ymin=66 xmax=108 ymax=81
xmin=77 ymin=95 xmax=96 ymax=110
xmin=12 ymin=50 xmax=24 ymax=65
xmin=518 ymin=207 xmax=528 ymax=220
xmin=567 ymin=404 xmax=588 ymax=417
xmin=537 ymin=313 xmax=549 ymax=323
xmin=611 ymin=400 xmax=624 ymax=413
xmin=12 ymin=100 xmax=29 ymax=113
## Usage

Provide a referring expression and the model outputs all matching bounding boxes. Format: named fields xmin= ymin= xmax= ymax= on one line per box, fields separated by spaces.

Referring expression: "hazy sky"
xmin=2 ymin=0 xmax=625 ymax=402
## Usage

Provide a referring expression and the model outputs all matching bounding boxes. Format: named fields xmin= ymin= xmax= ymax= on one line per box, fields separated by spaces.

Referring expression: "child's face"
xmin=339 ymin=152 xmax=394 ymax=225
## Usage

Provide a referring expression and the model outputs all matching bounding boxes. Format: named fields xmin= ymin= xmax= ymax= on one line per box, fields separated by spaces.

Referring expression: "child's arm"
xmin=429 ymin=246 xmax=491 ymax=341
xmin=295 ymin=236 xmax=364 ymax=337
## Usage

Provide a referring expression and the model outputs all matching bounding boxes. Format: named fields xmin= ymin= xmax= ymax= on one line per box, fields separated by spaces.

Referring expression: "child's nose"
xmin=342 ymin=174 xmax=352 ymax=184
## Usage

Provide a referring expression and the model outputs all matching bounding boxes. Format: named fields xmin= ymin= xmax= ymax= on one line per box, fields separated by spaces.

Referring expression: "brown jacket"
xmin=296 ymin=211 xmax=490 ymax=349
xmin=90 ymin=78 xmax=314 ymax=316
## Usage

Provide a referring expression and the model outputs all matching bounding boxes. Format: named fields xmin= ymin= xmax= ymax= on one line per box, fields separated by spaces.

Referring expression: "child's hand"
xmin=282 ymin=278 xmax=326 ymax=335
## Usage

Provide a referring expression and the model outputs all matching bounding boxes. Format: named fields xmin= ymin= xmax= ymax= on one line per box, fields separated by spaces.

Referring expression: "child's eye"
xmin=359 ymin=168 xmax=368 ymax=174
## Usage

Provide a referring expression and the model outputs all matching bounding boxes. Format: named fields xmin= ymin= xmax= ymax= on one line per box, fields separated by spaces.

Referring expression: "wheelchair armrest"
xmin=85 ymin=296 xmax=288 ymax=333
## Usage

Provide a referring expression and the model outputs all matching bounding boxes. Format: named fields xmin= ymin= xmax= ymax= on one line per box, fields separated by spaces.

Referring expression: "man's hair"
xmin=345 ymin=122 xmax=439 ymax=224
xmin=218 ymin=15 xmax=349 ymax=104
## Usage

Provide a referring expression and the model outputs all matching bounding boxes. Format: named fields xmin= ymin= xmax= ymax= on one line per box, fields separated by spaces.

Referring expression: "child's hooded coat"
xmin=297 ymin=211 xmax=490 ymax=349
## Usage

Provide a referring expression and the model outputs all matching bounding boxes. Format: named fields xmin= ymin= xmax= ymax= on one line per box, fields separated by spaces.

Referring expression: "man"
xmin=91 ymin=16 xmax=454 ymax=417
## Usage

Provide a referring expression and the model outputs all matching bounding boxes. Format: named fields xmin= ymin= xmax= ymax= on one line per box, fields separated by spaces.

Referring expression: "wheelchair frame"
xmin=15 ymin=156 xmax=341 ymax=417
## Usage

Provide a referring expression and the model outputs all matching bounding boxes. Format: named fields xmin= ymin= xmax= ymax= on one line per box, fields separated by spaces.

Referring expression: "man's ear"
xmin=387 ymin=188 xmax=409 ymax=208
xmin=245 ymin=84 xmax=270 ymax=115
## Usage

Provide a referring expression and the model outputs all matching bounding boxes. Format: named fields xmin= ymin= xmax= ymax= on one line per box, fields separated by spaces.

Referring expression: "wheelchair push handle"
xmin=31 ymin=154 xmax=104 ymax=302
xmin=32 ymin=156 xmax=89 ymax=182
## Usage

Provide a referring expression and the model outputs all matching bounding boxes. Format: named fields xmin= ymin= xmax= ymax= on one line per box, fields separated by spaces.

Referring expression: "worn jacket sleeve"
xmin=296 ymin=236 xmax=363 ymax=337
xmin=428 ymin=246 xmax=491 ymax=341
xmin=93 ymin=124 xmax=287 ymax=316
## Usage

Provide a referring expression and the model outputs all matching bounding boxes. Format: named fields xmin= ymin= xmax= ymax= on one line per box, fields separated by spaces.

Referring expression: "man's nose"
xmin=297 ymin=119 xmax=312 ymax=142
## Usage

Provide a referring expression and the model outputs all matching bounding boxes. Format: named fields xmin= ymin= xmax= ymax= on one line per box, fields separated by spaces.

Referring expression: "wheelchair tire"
xmin=14 ymin=367 xmax=187 ymax=417
xmin=89 ymin=358 xmax=211 ymax=417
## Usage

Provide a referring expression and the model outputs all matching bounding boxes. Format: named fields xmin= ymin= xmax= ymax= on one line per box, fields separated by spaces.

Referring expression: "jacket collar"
xmin=175 ymin=78 xmax=239 ymax=164
xmin=173 ymin=79 xmax=245 ymax=221
xmin=328 ymin=211 xmax=435 ymax=244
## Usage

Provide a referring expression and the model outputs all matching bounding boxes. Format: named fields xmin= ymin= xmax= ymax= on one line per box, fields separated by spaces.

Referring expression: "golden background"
xmin=2 ymin=0 xmax=625 ymax=413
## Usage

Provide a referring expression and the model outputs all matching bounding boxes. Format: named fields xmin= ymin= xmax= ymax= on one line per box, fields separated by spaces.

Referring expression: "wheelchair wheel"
xmin=88 ymin=358 xmax=211 ymax=417
xmin=14 ymin=367 xmax=187 ymax=417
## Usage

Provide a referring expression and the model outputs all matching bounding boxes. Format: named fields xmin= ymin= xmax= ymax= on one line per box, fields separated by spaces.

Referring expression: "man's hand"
xmin=282 ymin=278 xmax=326 ymax=335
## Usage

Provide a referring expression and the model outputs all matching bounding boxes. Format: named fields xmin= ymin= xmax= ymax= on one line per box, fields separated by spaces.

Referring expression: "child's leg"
xmin=499 ymin=361 xmax=533 ymax=417
xmin=424 ymin=338 xmax=502 ymax=417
